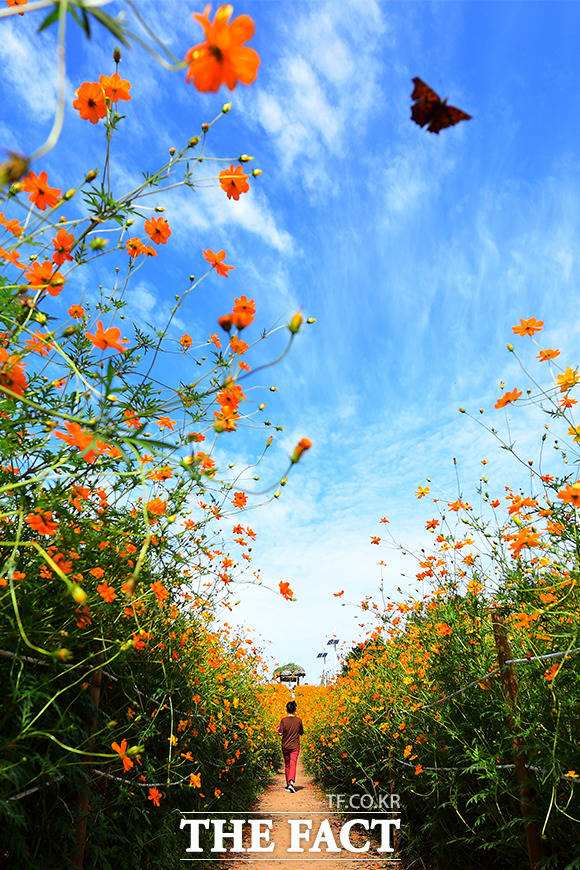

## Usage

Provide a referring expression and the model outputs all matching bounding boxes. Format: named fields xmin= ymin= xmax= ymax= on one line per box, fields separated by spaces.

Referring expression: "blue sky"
xmin=1 ymin=0 xmax=579 ymax=684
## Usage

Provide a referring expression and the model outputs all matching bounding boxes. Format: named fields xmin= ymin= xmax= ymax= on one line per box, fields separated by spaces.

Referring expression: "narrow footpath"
xmin=225 ymin=759 xmax=401 ymax=869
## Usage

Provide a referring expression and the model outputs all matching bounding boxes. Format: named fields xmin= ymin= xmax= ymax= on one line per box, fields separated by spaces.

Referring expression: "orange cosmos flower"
xmin=232 ymin=294 xmax=255 ymax=329
xmin=537 ymin=348 xmax=560 ymax=362
xmin=0 ymin=246 xmax=22 ymax=268
xmin=229 ymin=335 xmax=248 ymax=354
xmin=557 ymin=481 xmax=580 ymax=507
xmin=150 ymin=581 xmax=170 ymax=606
xmin=0 ymin=348 xmax=27 ymax=396
xmin=5 ymin=0 xmax=28 ymax=14
xmin=218 ymin=314 xmax=234 ymax=332
xmin=219 ymin=164 xmax=249 ymax=200
xmin=52 ymin=228 xmax=75 ymax=265
xmin=53 ymin=421 xmax=104 ymax=464
xmin=435 ymin=622 xmax=452 ymax=636
xmin=185 ymin=4 xmax=260 ymax=92
xmin=25 ymin=510 xmax=58 ymax=536
xmin=23 ymin=329 xmax=52 ymax=356
xmin=568 ymin=425 xmax=580 ymax=443
xmin=111 ymin=739 xmax=134 ymax=772
xmin=555 ymin=367 xmax=579 ymax=393
xmin=180 ymin=334 xmax=193 ymax=348
xmin=370 ymin=536 xmax=380 ymax=545
xmin=210 ymin=333 xmax=221 ymax=348
xmin=414 ymin=764 xmax=423 ymax=775
xmin=148 ymin=786 xmax=162 ymax=806
xmin=544 ymin=663 xmax=560 ymax=681
xmin=21 ymin=170 xmax=61 ymax=211
xmin=290 ymin=437 xmax=312 ymax=464
xmin=97 ymin=580 xmax=116 ymax=602
xmin=495 ymin=388 xmax=522 ymax=409
xmin=426 ymin=519 xmax=439 ymax=530
xmin=144 ymin=216 xmax=171 ymax=245
xmin=190 ymin=773 xmax=201 ymax=788
xmin=511 ymin=317 xmax=543 ymax=336
xmin=232 ymin=491 xmax=247 ymax=508
xmin=126 ymin=237 xmax=157 ymax=258
xmin=147 ymin=497 xmax=167 ymax=516
xmin=157 ymin=416 xmax=176 ymax=430
xmin=415 ymin=486 xmax=430 ymax=498
xmin=68 ymin=304 xmax=85 ymax=318
xmin=73 ymin=81 xmax=107 ymax=123
xmin=279 ymin=581 xmax=293 ymax=600
xmin=0 ymin=212 xmax=23 ymax=236
xmin=560 ymin=395 xmax=577 ymax=408
xmin=99 ymin=72 xmax=131 ymax=102
xmin=86 ymin=320 xmax=129 ymax=353
xmin=334 ymin=590 xmax=344 ymax=597
xmin=203 ymin=248 xmax=234 ymax=276
xmin=24 ymin=260 xmax=65 ymax=295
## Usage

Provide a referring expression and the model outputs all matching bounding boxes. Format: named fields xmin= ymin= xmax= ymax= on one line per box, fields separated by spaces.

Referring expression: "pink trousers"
xmin=283 ymin=748 xmax=299 ymax=784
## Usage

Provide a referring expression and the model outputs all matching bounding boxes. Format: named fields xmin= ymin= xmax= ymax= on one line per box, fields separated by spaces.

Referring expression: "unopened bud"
xmin=239 ymin=154 xmax=253 ymax=163
xmin=280 ymin=477 xmax=287 ymax=486
xmin=222 ymin=102 xmax=232 ymax=113
xmin=126 ymin=218 xmax=134 ymax=227
xmin=188 ymin=136 xmax=200 ymax=148
xmin=274 ymin=490 xmax=281 ymax=498
xmin=71 ymin=585 xmax=87 ymax=604
xmin=269 ymin=386 xmax=277 ymax=392
xmin=289 ymin=311 xmax=303 ymax=334
xmin=507 ymin=343 xmax=514 ymax=352
xmin=106 ymin=394 xmax=118 ymax=402
xmin=155 ymin=205 xmax=166 ymax=212
xmin=201 ymin=122 xmax=210 ymax=133
xmin=214 ymin=420 xmax=227 ymax=433
xmin=459 ymin=408 xmax=466 ymax=413
xmin=169 ymin=147 xmax=176 ymax=156
xmin=85 ymin=169 xmax=98 ymax=182
xmin=113 ymin=47 xmax=122 ymax=64
xmin=218 ymin=314 xmax=233 ymax=332
xmin=306 ymin=317 xmax=316 ymax=324
xmin=252 ymin=169 xmax=262 ymax=177
xmin=290 ymin=437 xmax=312 ymax=464
xmin=258 ymin=403 xmax=265 ymax=411
xmin=62 ymin=326 xmax=76 ymax=337
xmin=57 ymin=648 xmax=72 ymax=662
xmin=63 ymin=188 xmax=76 ymax=201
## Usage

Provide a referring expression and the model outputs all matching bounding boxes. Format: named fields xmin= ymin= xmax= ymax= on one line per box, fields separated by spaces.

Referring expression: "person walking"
xmin=277 ymin=700 xmax=304 ymax=793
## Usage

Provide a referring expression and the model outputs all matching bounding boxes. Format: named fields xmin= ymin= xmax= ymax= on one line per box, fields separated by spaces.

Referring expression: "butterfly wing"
xmin=410 ymin=77 xmax=442 ymax=128
xmin=427 ymin=104 xmax=472 ymax=134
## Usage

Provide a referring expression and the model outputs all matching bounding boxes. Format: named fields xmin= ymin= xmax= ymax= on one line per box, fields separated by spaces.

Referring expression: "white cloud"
xmin=0 ymin=20 xmax=67 ymax=123
xmin=240 ymin=0 xmax=387 ymax=192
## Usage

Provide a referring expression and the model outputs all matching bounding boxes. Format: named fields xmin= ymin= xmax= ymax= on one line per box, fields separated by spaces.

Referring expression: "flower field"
xmin=302 ymin=332 xmax=580 ymax=869
xmin=0 ymin=4 xmax=309 ymax=866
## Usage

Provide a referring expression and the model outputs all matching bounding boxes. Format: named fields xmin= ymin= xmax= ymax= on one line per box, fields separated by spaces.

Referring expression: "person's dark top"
xmin=277 ymin=715 xmax=304 ymax=751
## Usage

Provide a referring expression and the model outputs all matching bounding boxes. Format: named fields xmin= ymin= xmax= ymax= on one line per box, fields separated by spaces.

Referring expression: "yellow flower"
xmin=555 ymin=367 xmax=579 ymax=393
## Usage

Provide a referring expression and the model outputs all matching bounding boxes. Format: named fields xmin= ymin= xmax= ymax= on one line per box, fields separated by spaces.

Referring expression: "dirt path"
xmin=224 ymin=758 xmax=401 ymax=869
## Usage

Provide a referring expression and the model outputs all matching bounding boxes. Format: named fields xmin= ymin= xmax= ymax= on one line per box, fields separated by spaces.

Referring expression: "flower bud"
xmin=222 ymin=102 xmax=232 ymax=113
xmin=214 ymin=419 xmax=227 ymax=433
xmin=201 ymin=122 xmax=210 ymax=133
xmin=0 ymin=152 xmax=29 ymax=188
xmin=71 ymin=585 xmax=87 ymax=604
xmin=306 ymin=317 xmax=316 ymax=324
xmin=63 ymin=188 xmax=76 ymax=201
xmin=218 ymin=314 xmax=234 ymax=332
xmin=252 ymin=169 xmax=262 ymax=177
xmin=288 ymin=311 xmax=303 ymax=334
xmin=188 ymin=136 xmax=200 ymax=148
xmin=507 ymin=343 xmax=514 ymax=352
xmin=57 ymin=648 xmax=73 ymax=662
xmin=90 ymin=237 xmax=107 ymax=250
xmin=290 ymin=437 xmax=312 ymax=464
xmin=258 ymin=403 xmax=265 ymax=411
xmin=62 ymin=326 xmax=76 ymax=337
xmin=169 ymin=147 xmax=176 ymax=156
xmin=85 ymin=169 xmax=99 ymax=182
xmin=113 ymin=47 xmax=122 ymax=63
xmin=155 ymin=206 xmax=166 ymax=212
xmin=106 ymin=394 xmax=118 ymax=402
xmin=239 ymin=154 xmax=253 ymax=163
xmin=274 ymin=490 xmax=281 ymax=498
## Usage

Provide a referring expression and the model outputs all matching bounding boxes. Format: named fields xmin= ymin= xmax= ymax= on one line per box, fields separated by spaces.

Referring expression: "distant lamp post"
xmin=327 ymin=638 xmax=339 ymax=674
xmin=317 ymin=652 xmax=327 ymax=686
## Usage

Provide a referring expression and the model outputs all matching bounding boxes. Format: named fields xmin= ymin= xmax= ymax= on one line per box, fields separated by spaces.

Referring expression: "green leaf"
xmin=86 ymin=7 xmax=130 ymax=47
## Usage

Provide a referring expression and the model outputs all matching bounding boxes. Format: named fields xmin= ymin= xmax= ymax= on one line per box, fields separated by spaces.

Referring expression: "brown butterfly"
xmin=411 ymin=77 xmax=472 ymax=134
